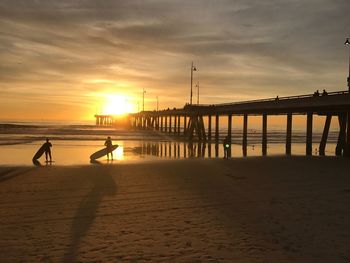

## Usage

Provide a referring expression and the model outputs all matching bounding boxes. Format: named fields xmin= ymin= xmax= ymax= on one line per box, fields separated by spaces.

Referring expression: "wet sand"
xmin=0 ymin=157 xmax=349 ymax=262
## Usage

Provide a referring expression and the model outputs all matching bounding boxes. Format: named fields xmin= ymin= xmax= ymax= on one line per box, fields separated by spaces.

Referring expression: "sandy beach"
xmin=0 ymin=157 xmax=349 ymax=262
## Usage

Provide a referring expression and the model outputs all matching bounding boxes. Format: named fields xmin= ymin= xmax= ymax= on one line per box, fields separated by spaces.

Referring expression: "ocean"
xmin=0 ymin=121 xmax=339 ymax=166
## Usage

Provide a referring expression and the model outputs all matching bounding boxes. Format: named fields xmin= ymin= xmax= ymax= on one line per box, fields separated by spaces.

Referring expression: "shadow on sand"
xmin=0 ymin=167 xmax=36 ymax=182
xmin=90 ymin=159 xmax=102 ymax=165
xmin=90 ymin=159 xmax=115 ymax=165
xmin=62 ymin=166 xmax=117 ymax=262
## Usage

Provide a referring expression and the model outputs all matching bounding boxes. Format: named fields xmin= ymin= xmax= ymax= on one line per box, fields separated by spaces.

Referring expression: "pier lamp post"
xmin=190 ymin=62 xmax=197 ymax=105
xmin=142 ymin=88 xmax=146 ymax=111
xmin=345 ymin=38 xmax=350 ymax=91
xmin=156 ymin=96 xmax=159 ymax=111
xmin=196 ymin=81 xmax=200 ymax=105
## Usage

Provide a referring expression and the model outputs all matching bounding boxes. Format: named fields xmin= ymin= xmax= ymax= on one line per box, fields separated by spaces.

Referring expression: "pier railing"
xmin=190 ymin=90 xmax=349 ymax=108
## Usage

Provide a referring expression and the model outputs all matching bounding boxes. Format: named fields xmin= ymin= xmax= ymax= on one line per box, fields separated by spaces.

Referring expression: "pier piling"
xmin=215 ymin=115 xmax=219 ymax=143
xmin=228 ymin=114 xmax=232 ymax=157
xmin=346 ymin=112 xmax=350 ymax=156
xmin=262 ymin=114 xmax=267 ymax=156
xmin=319 ymin=114 xmax=332 ymax=156
xmin=243 ymin=114 xmax=248 ymax=156
xmin=336 ymin=114 xmax=347 ymax=156
xmin=286 ymin=113 xmax=292 ymax=155
xmin=306 ymin=112 xmax=313 ymax=155
xmin=208 ymin=115 xmax=212 ymax=141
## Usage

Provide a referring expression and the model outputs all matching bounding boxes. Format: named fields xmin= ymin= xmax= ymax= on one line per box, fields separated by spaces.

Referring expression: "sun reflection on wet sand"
xmin=0 ymin=140 xmax=338 ymax=166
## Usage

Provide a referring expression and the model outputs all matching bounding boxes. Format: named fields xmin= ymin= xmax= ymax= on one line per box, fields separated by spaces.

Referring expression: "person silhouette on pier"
xmin=104 ymin=136 xmax=113 ymax=160
xmin=43 ymin=138 xmax=52 ymax=162
xmin=223 ymin=136 xmax=231 ymax=159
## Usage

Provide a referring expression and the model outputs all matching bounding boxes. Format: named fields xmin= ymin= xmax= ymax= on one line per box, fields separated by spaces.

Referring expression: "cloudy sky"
xmin=0 ymin=0 xmax=349 ymax=121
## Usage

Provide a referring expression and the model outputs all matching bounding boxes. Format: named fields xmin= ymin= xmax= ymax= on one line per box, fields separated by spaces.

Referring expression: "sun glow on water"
xmin=114 ymin=146 xmax=124 ymax=160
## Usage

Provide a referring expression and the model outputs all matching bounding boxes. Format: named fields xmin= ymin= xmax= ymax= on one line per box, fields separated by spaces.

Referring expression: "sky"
xmin=0 ymin=0 xmax=349 ymax=121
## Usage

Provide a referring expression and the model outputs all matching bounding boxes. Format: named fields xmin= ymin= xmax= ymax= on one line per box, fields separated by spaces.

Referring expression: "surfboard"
xmin=32 ymin=144 xmax=46 ymax=160
xmin=90 ymin=145 xmax=118 ymax=160
xmin=32 ymin=159 xmax=42 ymax=166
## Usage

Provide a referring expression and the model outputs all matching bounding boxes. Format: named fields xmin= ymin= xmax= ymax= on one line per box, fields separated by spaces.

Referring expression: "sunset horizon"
xmin=1 ymin=1 xmax=349 ymax=122
xmin=1 ymin=2 xmax=350 ymax=262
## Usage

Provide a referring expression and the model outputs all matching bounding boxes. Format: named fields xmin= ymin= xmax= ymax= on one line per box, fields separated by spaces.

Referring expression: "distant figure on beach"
xmin=223 ymin=136 xmax=230 ymax=159
xmin=275 ymin=95 xmax=279 ymax=101
xmin=313 ymin=90 xmax=320 ymax=97
xmin=104 ymin=136 xmax=113 ymax=160
xmin=43 ymin=138 xmax=52 ymax=162
xmin=322 ymin=89 xmax=328 ymax=96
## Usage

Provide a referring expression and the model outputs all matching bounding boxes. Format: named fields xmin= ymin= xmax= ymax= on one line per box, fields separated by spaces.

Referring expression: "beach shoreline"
xmin=0 ymin=157 xmax=349 ymax=262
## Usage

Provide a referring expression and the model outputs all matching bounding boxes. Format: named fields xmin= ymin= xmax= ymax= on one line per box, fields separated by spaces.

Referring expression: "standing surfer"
xmin=43 ymin=138 xmax=52 ymax=162
xmin=104 ymin=136 xmax=113 ymax=160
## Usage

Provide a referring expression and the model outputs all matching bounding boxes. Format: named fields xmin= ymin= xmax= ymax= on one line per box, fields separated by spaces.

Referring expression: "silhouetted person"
xmin=104 ymin=136 xmax=113 ymax=160
xmin=43 ymin=138 xmax=52 ymax=162
xmin=313 ymin=90 xmax=320 ymax=97
xmin=275 ymin=95 xmax=279 ymax=100
xmin=223 ymin=136 xmax=230 ymax=159
xmin=322 ymin=89 xmax=328 ymax=96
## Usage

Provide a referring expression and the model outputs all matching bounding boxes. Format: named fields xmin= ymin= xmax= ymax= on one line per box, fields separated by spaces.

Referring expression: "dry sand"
xmin=0 ymin=157 xmax=349 ymax=263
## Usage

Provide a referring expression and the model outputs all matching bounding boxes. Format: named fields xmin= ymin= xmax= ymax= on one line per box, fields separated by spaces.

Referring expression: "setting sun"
xmin=103 ymin=95 xmax=136 ymax=115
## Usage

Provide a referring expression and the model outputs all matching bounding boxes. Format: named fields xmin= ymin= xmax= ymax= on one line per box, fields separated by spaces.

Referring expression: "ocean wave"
xmin=0 ymin=123 xmax=340 ymax=145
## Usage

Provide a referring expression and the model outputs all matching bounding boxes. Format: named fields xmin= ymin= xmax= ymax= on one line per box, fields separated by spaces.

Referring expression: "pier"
xmin=130 ymin=90 xmax=350 ymax=157
xmin=95 ymin=115 xmax=114 ymax=126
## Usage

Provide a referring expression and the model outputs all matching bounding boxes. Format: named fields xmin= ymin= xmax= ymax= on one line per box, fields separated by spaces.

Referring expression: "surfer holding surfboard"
xmin=90 ymin=137 xmax=118 ymax=161
xmin=43 ymin=139 xmax=52 ymax=162
xmin=104 ymin=136 xmax=113 ymax=160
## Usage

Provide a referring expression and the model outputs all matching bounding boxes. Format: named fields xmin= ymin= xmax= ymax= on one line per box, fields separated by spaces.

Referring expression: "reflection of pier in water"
xmin=139 ymin=141 xmax=228 ymax=159
xmin=136 ymin=141 xmax=335 ymax=159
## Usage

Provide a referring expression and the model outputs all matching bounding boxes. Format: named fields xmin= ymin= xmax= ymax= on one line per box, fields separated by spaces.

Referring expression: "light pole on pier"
xmin=190 ymin=62 xmax=197 ymax=105
xmin=156 ymin=96 xmax=159 ymax=111
xmin=142 ymin=88 xmax=146 ymax=111
xmin=196 ymin=81 xmax=199 ymax=105
xmin=345 ymin=38 xmax=350 ymax=91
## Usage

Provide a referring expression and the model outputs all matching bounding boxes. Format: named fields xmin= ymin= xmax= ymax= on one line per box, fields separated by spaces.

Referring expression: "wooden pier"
xmin=130 ymin=90 xmax=350 ymax=157
xmin=95 ymin=115 xmax=114 ymax=126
